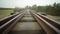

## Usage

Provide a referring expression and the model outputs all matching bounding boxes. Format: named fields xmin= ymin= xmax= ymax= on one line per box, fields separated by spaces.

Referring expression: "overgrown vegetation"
xmin=45 ymin=3 xmax=60 ymax=16
xmin=14 ymin=7 xmax=25 ymax=12
xmin=28 ymin=3 xmax=60 ymax=16
xmin=0 ymin=8 xmax=14 ymax=16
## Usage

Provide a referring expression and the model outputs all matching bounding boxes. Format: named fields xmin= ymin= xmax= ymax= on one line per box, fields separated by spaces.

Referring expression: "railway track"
xmin=0 ymin=11 xmax=26 ymax=34
xmin=30 ymin=11 xmax=60 ymax=34
xmin=0 ymin=10 xmax=60 ymax=34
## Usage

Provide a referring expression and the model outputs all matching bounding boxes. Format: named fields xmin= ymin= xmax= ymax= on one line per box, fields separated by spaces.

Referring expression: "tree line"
xmin=28 ymin=3 xmax=60 ymax=16
xmin=0 ymin=8 xmax=14 ymax=10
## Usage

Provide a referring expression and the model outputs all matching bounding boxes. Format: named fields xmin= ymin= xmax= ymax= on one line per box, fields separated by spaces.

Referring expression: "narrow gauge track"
xmin=0 ymin=10 xmax=60 ymax=34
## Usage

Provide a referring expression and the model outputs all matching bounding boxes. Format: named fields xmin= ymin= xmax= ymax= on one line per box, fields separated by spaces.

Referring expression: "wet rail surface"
xmin=0 ymin=10 xmax=60 ymax=34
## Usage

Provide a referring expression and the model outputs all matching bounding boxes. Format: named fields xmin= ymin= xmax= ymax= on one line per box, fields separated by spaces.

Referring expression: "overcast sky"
xmin=0 ymin=0 xmax=60 ymax=8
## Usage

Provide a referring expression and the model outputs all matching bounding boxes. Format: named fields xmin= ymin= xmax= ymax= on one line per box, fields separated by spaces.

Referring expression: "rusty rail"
xmin=31 ymin=11 xmax=60 ymax=34
xmin=37 ymin=13 xmax=60 ymax=30
xmin=0 ymin=13 xmax=19 ymax=26
xmin=0 ymin=11 xmax=26 ymax=34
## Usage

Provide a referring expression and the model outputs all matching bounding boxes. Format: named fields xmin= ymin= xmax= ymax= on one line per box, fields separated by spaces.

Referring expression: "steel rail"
xmin=37 ymin=13 xmax=60 ymax=30
xmin=31 ymin=12 xmax=60 ymax=34
xmin=0 ymin=12 xmax=20 ymax=26
xmin=0 ymin=11 xmax=26 ymax=34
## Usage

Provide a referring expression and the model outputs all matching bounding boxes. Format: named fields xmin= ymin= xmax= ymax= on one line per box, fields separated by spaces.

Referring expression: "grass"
xmin=0 ymin=10 xmax=14 ymax=18
xmin=47 ymin=15 xmax=60 ymax=23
